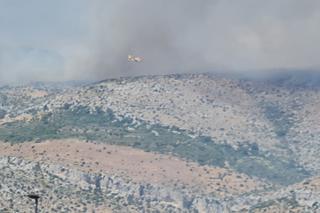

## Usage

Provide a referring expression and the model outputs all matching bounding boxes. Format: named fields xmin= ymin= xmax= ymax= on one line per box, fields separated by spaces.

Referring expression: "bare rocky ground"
xmin=0 ymin=73 xmax=320 ymax=212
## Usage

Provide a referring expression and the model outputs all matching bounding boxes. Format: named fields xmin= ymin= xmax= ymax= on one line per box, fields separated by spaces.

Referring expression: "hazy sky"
xmin=0 ymin=0 xmax=320 ymax=83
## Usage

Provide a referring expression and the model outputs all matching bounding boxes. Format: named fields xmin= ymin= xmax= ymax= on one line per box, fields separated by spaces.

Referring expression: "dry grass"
xmin=0 ymin=139 xmax=268 ymax=198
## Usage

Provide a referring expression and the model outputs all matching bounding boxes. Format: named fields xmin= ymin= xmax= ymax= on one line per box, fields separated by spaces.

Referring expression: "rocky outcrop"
xmin=0 ymin=156 xmax=228 ymax=212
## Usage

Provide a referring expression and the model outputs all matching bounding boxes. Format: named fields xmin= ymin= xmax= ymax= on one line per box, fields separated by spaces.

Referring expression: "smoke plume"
xmin=1 ymin=0 xmax=320 ymax=83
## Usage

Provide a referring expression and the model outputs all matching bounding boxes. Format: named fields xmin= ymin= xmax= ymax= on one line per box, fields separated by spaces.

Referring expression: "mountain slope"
xmin=0 ymin=73 xmax=319 ymax=212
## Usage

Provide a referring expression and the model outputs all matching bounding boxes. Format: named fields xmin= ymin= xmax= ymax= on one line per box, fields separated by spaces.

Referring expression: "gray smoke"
xmin=1 ymin=0 xmax=320 ymax=83
xmin=77 ymin=0 xmax=320 ymax=80
xmin=85 ymin=0 xmax=218 ymax=79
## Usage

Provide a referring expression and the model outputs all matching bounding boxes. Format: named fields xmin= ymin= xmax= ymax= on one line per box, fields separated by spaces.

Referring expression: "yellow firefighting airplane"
xmin=128 ymin=55 xmax=143 ymax=62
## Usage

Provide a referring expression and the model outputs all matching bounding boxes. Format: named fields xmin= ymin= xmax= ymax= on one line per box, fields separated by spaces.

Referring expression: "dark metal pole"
xmin=27 ymin=194 xmax=40 ymax=213
xmin=35 ymin=197 xmax=39 ymax=213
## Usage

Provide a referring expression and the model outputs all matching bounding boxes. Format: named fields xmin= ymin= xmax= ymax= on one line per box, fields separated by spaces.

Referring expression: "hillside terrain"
xmin=0 ymin=73 xmax=319 ymax=212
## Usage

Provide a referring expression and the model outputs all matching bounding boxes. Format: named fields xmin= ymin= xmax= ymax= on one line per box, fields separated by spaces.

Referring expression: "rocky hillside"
xmin=0 ymin=73 xmax=319 ymax=212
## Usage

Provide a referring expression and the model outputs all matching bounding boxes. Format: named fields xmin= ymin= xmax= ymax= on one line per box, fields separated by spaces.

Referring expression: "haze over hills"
xmin=0 ymin=73 xmax=320 ymax=212
xmin=1 ymin=1 xmax=320 ymax=212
